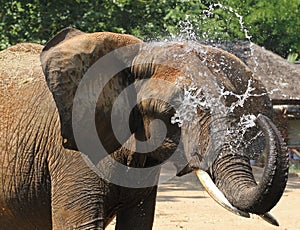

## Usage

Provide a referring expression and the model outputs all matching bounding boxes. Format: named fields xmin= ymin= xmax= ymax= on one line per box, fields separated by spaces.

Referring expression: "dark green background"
xmin=0 ymin=0 xmax=299 ymax=58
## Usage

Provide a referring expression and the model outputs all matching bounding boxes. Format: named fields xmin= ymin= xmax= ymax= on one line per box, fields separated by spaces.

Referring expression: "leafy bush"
xmin=0 ymin=0 xmax=299 ymax=58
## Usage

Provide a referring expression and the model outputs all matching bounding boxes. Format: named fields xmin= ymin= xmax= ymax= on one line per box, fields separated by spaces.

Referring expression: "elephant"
xmin=129 ymin=40 xmax=289 ymax=217
xmin=41 ymin=27 xmax=289 ymax=226
xmin=0 ymin=42 xmax=157 ymax=230
xmin=0 ymin=27 xmax=289 ymax=230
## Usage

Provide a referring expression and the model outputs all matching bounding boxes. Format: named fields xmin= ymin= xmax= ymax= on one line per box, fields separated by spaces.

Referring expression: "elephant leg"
xmin=115 ymin=186 xmax=158 ymax=230
xmin=49 ymin=151 xmax=107 ymax=230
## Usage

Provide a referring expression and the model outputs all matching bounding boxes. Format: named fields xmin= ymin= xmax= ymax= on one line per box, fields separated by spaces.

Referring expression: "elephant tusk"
xmin=195 ymin=170 xmax=280 ymax=226
xmin=195 ymin=169 xmax=250 ymax=218
xmin=259 ymin=213 xmax=279 ymax=226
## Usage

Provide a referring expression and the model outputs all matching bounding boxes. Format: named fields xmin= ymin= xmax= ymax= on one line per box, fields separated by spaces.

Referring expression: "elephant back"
xmin=0 ymin=43 xmax=62 ymax=157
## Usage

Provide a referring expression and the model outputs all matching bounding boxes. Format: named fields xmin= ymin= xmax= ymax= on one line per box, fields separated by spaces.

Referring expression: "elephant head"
xmin=41 ymin=28 xmax=288 ymax=225
xmin=131 ymin=42 xmax=289 ymax=223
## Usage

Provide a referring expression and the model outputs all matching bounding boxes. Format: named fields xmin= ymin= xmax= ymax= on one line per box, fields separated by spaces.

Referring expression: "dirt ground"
xmin=107 ymin=172 xmax=300 ymax=230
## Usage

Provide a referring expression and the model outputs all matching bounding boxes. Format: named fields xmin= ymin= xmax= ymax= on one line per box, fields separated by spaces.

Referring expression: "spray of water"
xmin=203 ymin=3 xmax=252 ymax=41
xmin=171 ymin=85 xmax=209 ymax=127
xmin=177 ymin=15 xmax=198 ymax=42
xmin=166 ymin=2 xmax=272 ymax=161
xmin=202 ymin=2 xmax=262 ymax=74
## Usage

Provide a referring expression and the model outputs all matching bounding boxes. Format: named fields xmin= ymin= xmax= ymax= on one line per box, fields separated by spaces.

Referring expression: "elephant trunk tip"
xmin=211 ymin=114 xmax=289 ymax=216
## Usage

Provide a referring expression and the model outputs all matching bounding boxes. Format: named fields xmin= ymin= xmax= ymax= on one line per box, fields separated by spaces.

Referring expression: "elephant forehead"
xmin=133 ymin=42 xmax=259 ymax=95
xmin=137 ymin=42 xmax=199 ymax=66
xmin=132 ymin=43 xmax=204 ymax=83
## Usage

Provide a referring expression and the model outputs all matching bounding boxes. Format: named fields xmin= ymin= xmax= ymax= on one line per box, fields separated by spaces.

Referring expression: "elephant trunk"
xmin=212 ymin=114 xmax=289 ymax=214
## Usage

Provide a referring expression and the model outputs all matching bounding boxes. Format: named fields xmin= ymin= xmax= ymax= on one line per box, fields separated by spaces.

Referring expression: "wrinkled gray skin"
xmin=131 ymin=41 xmax=289 ymax=214
xmin=0 ymin=27 xmax=289 ymax=230
xmin=0 ymin=43 xmax=156 ymax=230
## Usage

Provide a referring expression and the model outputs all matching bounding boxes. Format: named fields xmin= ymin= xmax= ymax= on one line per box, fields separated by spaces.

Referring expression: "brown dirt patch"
xmin=107 ymin=173 xmax=300 ymax=230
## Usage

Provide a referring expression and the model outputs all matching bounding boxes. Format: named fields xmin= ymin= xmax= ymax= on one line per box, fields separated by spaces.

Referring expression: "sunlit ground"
xmin=107 ymin=172 xmax=300 ymax=230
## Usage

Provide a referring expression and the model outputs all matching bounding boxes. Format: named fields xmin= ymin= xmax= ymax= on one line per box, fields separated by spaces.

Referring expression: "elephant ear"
xmin=42 ymin=27 xmax=85 ymax=53
xmin=40 ymin=27 xmax=143 ymax=153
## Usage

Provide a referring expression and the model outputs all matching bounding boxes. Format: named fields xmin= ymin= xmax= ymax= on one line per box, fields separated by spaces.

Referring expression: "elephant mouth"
xmin=194 ymin=169 xmax=279 ymax=226
xmin=180 ymin=114 xmax=288 ymax=227
xmin=177 ymin=165 xmax=280 ymax=226
xmin=176 ymin=163 xmax=279 ymax=226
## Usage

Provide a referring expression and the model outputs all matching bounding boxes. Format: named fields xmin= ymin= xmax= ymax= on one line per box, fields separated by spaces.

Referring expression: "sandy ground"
xmin=107 ymin=172 xmax=300 ymax=230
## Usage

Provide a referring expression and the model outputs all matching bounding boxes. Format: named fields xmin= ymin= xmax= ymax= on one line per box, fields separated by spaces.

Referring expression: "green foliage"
xmin=241 ymin=0 xmax=300 ymax=58
xmin=0 ymin=0 xmax=299 ymax=58
xmin=287 ymin=53 xmax=299 ymax=64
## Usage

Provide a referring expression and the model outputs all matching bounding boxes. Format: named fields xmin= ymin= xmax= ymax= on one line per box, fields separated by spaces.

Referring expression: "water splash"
xmin=219 ymin=79 xmax=255 ymax=113
xmin=168 ymin=2 xmax=269 ymax=120
xmin=203 ymin=3 xmax=252 ymax=41
xmin=203 ymin=2 xmax=262 ymax=73
xmin=239 ymin=114 xmax=257 ymax=129
xmin=156 ymin=2 xmax=274 ymax=176
xmin=177 ymin=15 xmax=198 ymax=42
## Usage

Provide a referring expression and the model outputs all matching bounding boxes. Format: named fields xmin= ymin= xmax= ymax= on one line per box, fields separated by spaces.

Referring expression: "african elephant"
xmin=129 ymin=41 xmax=289 ymax=218
xmin=40 ymin=27 xmax=288 ymax=227
xmin=0 ymin=42 xmax=157 ymax=230
xmin=0 ymin=26 xmax=288 ymax=230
